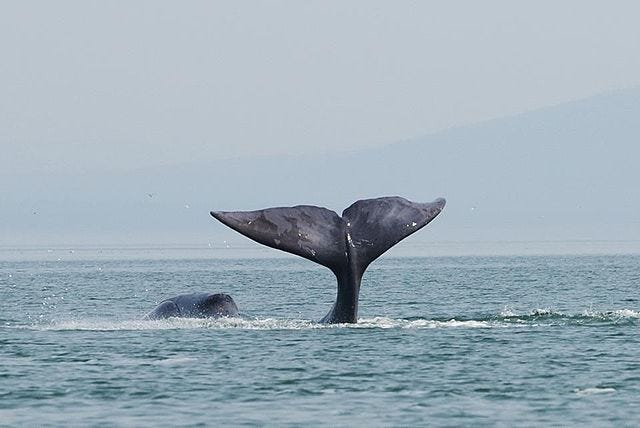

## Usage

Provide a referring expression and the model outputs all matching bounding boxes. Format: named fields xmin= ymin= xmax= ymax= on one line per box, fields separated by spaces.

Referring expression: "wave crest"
xmin=21 ymin=316 xmax=495 ymax=331
xmin=11 ymin=308 xmax=640 ymax=331
xmin=497 ymin=308 xmax=640 ymax=324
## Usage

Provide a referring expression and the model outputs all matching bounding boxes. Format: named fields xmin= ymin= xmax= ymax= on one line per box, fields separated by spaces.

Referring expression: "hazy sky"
xmin=2 ymin=1 xmax=640 ymax=175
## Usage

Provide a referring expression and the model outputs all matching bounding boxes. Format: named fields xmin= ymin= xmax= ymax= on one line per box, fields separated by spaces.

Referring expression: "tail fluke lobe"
xmin=342 ymin=196 xmax=446 ymax=272
xmin=211 ymin=206 xmax=346 ymax=272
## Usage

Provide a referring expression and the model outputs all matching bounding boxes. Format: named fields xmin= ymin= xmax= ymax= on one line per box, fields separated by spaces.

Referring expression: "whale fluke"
xmin=211 ymin=196 xmax=445 ymax=323
xmin=211 ymin=205 xmax=346 ymax=272
xmin=341 ymin=197 xmax=446 ymax=273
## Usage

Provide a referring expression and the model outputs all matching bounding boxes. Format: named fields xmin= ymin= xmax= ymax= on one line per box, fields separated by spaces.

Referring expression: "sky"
xmin=2 ymin=1 xmax=640 ymax=249
xmin=2 ymin=1 xmax=640 ymax=175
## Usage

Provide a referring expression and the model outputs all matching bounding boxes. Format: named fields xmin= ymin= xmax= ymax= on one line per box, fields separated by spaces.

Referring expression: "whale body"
xmin=145 ymin=292 xmax=239 ymax=320
xmin=211 ymin=196 xmax=445 ymax=324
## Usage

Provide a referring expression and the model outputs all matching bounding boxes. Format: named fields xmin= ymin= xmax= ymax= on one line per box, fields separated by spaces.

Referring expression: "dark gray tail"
xmin=211 ymin=196 xmax=445 ymax=323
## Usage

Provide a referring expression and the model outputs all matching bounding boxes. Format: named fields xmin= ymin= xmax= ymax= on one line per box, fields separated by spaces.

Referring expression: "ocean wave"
xmin=574 ymin=387 xmax=617 ymax=396
xmin=583 ymin=309 xmax=640 ymax=319
xmin=20 ymin=316 xmax=497 ymax=331
xmin=355 ymin=317 xmax=494 ymax=329
xmin=22 ymin=317 xmax=319 ymax=331
xmin=152 ymin=357 xmax=199 ymax=366
xmin=496 ymin=308 xmax=640 ymax=324
xmin=11 ymin=307 xmax=639 ymax=331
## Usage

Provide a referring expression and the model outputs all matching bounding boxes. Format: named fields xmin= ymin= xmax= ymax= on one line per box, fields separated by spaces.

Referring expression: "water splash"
xmin=10 ymin=307 xmax=640 ymax=332
xmin=18 ymin=316 xmax=497 ymax=332
xmin=496 ymin=308 xmax=640 ymax=325
xmin=355 ymin=317 xmax=494 ymax=329
xmin=582 ymin=308 xmax=640 ymax=319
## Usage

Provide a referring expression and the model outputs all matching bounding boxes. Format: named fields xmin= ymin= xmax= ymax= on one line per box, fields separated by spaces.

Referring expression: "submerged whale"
xmin=145 ymin=292 xmax=239 ymax=320
xmin=211 ymin=196 xmax=445 ymax=324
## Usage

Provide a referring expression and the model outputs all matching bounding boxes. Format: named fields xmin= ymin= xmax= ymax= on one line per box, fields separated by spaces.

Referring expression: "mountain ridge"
xmin=3 ymin=88 xmax=639 ymax=245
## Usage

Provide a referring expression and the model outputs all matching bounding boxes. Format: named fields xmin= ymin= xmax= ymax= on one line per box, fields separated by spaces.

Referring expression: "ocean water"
xmin=1 ymin=248 xmax=639 ymax=426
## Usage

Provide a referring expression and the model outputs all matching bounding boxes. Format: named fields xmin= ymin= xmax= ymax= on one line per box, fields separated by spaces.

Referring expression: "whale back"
xmin=144 ymin=293 xmax=239 ymax=319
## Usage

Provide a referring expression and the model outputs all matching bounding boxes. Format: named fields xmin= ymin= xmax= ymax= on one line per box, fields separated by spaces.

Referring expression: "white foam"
xmin=30 ymin=318 xmax=212 ymax=331
xmin=25 ymin=308 xmax=639 ymax=332
xmin=26 ymin=316 xmax=505 ymax=332
xmin=574 ymin=387 xmax=616 ymax=396
xmin=29 ymin=317 xmax=320 ymax=331
xmin=153 ymin=357 xmax=198 ymax=366
xmin=531 ymin=308 xmax=556 ymax=316
xmin=499 ymin=307 xmax=517 ymax=317
xmin=581 ymin=308 xmax=640 ymax=319
xmin=356 ymin=317 xmax=490 ymax=329
xmin=611 ymin=309 xmax=640 ymax=318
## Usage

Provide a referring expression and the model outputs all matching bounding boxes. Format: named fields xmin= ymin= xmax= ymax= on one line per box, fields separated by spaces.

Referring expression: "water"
xmin=1 ymin=250 xmax=640 ymax=426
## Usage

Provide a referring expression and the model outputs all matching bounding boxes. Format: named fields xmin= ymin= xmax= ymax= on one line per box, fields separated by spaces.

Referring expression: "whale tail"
xmin=211 ymin=196 xmax=445 ymax=323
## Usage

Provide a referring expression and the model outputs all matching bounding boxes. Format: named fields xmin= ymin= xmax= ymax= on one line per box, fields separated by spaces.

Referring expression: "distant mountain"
xmin=3 ymin=88 xmax=639 ymax=246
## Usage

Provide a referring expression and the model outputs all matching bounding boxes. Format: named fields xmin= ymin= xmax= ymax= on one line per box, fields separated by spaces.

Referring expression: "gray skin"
xmin=144 ymin=293 xmax=239 ymax=320
xmin=210 ymin=196 xmax=445 ymax=324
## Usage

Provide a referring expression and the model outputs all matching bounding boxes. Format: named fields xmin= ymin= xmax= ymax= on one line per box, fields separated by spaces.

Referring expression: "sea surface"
xmin=1 ymin=246 xmax=640 ymax=426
